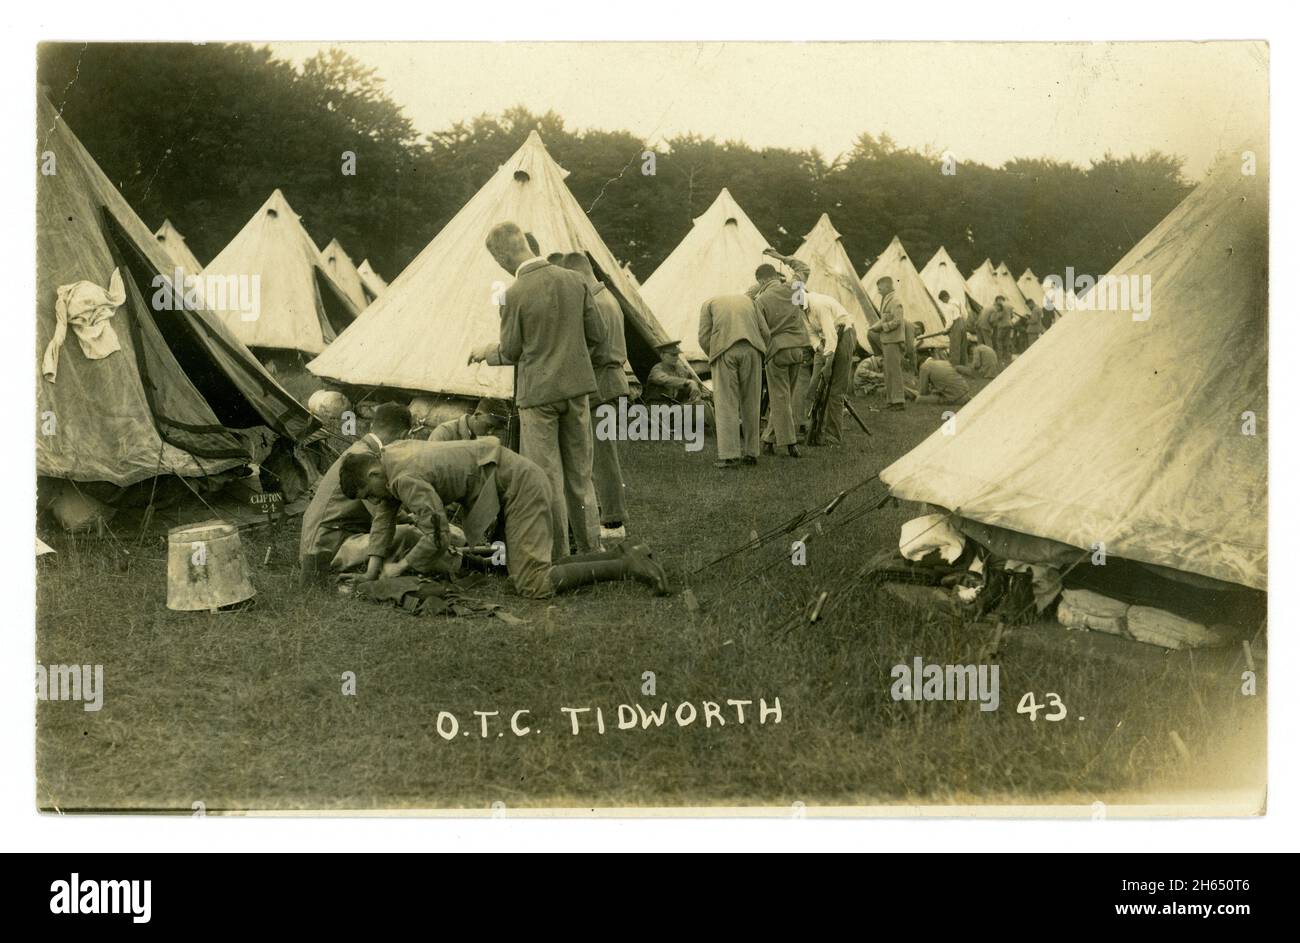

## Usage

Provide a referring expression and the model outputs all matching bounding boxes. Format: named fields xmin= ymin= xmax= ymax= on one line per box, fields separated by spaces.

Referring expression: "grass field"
xmin=35 ymin=398 xmax=1266 ymax=813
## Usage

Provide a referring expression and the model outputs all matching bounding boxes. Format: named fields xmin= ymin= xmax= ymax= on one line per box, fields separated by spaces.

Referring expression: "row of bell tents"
xmin=639 ymin=190 xmax=1057 ymax=372
xmin=36 ymin=90 xmax=1266 ymax=601
xmin=138 ymin=127 xmax=1051 ymax=399
xmin=154 ymin=209 xmax=389 ymax=319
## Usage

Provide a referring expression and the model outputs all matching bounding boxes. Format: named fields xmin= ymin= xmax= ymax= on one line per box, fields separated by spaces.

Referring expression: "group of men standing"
xmin=695 ymin=251 xmax=965 ymax=457
xmin=698 ymin=256 xmax=1062 ymax=432
xmin=297 ymin=223 xmax=1059 ymax=595
xmin=972 ymin=294 xmax=1052 ymax=365
xmin=854 ymin=281 xmax=1059 ymax=413
xmin=695 ymin=248 xmax=859 ymax=468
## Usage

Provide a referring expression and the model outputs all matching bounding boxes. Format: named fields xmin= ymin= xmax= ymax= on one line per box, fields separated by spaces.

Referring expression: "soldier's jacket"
xmin=969 ymin=344 xmax=999 ymax=378
xmin=751 ymin=258 xmax=813 ymax=358
xmin=646 ymin=360 xmax=702 ymax=402
xmin=590 ymin=283 xmax=631 ymax=402
xmin=366 ymin=438 xmax=506 ymax=569
xmin=698 ymin=293 xmax=769 ymax=362
xmin=918 ymin=359 xmax=971 ymax=401
xmin=1024 ymin=306 xmax=1044 ymax=333
xmin=425 ymin=414 xmax=475 ymax=442
xmin=877 ymin=290 xmax=907 ymax=345
xmin=497 ymin=260 xmax=603 ymax=408
xmin=977 ymin=303 xmax=998 ymax=334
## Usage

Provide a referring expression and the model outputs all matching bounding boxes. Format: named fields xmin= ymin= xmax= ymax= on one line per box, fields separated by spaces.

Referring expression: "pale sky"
xmin=271 ymin=41 xmax=1268 ymax=178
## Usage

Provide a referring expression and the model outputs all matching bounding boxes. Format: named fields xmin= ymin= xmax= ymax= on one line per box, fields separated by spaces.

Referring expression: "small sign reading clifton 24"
xmin=250 ymin=490 xmax=283 ymax=525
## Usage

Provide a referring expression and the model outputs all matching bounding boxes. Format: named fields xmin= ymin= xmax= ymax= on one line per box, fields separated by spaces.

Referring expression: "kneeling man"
xmin=338 ymin=438 xmax=669 ymax=599
xmin=909 ymin=351 xmax=971 ymax=405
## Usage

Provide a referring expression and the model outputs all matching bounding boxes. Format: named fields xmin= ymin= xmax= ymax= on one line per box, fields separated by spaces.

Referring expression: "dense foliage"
xmin=39 ymin=43 xmax=1191 ymax=287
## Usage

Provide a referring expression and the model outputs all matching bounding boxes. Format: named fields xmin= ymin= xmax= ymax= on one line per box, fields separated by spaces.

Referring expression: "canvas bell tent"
xmin=881 ymin=140 xmax=1267 ymax=593
xmin=994 ymin=261 xmax=1029 ymax=315
xmin=321 ymin=237 xmax=375 ymax=310
xmin=1017 ymin=268 xmax=1047 ymax=310
xmin=36 ymin=94 xmax=317 ymax=497
xmin=920 ymin=246 xmax=980 ymax=318
xmin=640 ymin=188 xmax=774 ymax=366
xmin=204 ymin=190 xmax=362 ymax=359
xmin=153 ymin=218 xmax=204 ymax=274
xmin=308 ymin=130 xmax=678 ymax=400
xmin=357 ymin=258 xmax=388 ymax=298
xmin=791 ymin=213 xmax=878 ymax=347
xmin=862 ymin=236 xmax=950 ymax=350
xmin=965 ymin=259 xmax=1004 ymax=311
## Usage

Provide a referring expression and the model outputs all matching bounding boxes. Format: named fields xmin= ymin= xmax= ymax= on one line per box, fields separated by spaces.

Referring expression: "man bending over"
xmin=338 ymin=438 xmax=670 ymax=599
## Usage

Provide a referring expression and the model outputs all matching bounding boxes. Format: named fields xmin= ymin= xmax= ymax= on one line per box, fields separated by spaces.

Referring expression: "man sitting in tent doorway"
xmin=645 ymin=340 xmax=715 ymax=432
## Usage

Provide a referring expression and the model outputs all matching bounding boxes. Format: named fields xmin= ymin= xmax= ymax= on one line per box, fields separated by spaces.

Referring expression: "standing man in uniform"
xmin=698 ymin=292 xmax=769 ymax=468
xmin=751 ymin=247 xmax=813 ymax=457
xmin=876 ymin=275 xmax=908 ymax=411
xmin=1023 ymin=298 xmax=1045 ymax=347
xmin=977 ymin=294 xmax=1002 ymax=349
xmin=991 ymin=296 xmax=1015 ymax=366
xmin=560 ymin=252 xmax=631 ymax=540
xmin=938 ymin=290 xmax=968 ymax=368
xmin=469 ymin=222 xmax=603 ymax=560
xmin=904 ymin=319 xmax=922 ymax=374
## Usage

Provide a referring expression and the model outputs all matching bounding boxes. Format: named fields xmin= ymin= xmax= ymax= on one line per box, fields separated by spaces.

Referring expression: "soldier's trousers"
xmin=589 ymin=394 xmax=627 ymax=526
xmin=519 ymin=395 xmax=597 ymax=558
xmin=762 ymin=346 xmax=808 ymax=447
xmin=712 ymin=341 xmax=763 ymax=460
xmin=495 ymin=451 xmax=557 ymax=599
xmin=883 ymin=342 xmax=906 ymax=405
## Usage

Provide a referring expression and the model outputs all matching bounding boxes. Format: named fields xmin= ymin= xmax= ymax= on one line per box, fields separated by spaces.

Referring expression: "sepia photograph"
xmin=31 ymin=35 xmax=1269 ymax=820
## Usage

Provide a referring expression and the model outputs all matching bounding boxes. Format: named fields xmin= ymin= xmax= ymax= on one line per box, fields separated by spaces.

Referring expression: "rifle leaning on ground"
xmin=841 ymin=396 xmax=872 ymax=436
xmin=804 ymin=358 xmax=834 ymax=446
xmin=807 ymin=366 xmax=872 ymax=442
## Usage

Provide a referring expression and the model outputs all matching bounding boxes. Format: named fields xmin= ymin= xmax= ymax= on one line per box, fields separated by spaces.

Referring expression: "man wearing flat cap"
xmin=750 ymin=247 xmax=813 ymax=457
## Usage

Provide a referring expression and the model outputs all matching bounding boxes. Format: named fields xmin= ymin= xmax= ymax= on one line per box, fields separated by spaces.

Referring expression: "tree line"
xmin=38 ymin=43 xmax=1192 ymax=290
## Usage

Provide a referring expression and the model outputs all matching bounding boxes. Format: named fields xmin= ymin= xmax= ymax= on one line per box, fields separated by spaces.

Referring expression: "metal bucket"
xmin=166 ymin=520 xmax=256 ymax=612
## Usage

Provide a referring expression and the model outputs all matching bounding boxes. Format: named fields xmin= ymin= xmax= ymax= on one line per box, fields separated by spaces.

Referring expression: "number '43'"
xmin=1017 ymin=691 xmax=1067 ymax=721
